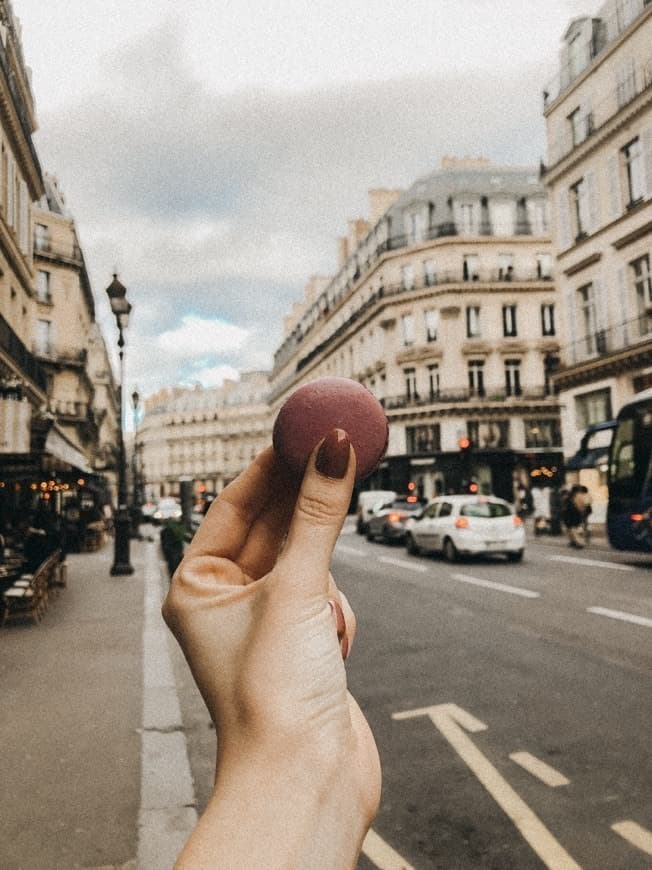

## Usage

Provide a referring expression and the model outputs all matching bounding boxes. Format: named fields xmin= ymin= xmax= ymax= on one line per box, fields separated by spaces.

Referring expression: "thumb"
xmin=277 ymin=428 xmax=356 ymax=595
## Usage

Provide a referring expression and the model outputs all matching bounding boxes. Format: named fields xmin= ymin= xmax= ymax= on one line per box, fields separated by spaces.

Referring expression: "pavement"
xmin=0 ymin=531 xmax=197 ymax=870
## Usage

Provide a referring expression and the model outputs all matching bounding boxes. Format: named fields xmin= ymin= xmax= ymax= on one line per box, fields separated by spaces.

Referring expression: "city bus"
xmin=607 ymin=388 xmax=652 ymax=552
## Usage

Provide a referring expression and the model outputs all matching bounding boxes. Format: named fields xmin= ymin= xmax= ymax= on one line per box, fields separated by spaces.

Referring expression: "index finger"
xmin=186 ymin=446 xmax=296 ymax=562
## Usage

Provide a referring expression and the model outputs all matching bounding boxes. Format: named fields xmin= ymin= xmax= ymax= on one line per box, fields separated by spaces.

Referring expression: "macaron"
xmin=272 ymin=377 xmax=389 ymax=481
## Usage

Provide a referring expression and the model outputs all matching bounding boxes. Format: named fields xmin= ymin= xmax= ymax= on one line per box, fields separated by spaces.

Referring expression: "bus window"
xmin=609 ymin=418 xmax=634 ymax=482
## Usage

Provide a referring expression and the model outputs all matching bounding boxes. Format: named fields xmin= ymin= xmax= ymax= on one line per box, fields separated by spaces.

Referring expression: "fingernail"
xmin=316 ymin=429 xmax=350 ymax=480
xmin=328 ymin=598 xmax=346 ymax=638
xmin=341 ymin=636 xmax=349 ymax=661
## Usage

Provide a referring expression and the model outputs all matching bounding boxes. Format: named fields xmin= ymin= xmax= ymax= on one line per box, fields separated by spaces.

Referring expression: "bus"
xmin=607 ymin=388 xmax=652 ymax=552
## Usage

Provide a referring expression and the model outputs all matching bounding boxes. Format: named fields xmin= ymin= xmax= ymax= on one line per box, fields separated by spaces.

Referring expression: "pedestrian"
xmin=563 ymin=484 xmax=587 ymax=548
xmin=162 ymin=430 xmax=380 ymax=867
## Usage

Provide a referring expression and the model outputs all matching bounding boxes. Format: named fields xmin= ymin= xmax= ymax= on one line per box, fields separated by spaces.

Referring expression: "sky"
xmin=14 ymin=0 xmax=598 ymax=401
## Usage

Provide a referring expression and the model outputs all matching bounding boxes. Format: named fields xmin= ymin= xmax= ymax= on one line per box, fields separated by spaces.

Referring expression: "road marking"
xmin=451 ymin=573 xmax=540 ymax=599
xmin=611 ymin=821 xmax=652 ymax=857
xmin=548 ymin=555 xmax=634 ymax=572
xmin=378 ymin=555 xmax=429 ymax=573
xmin=362 ymin=829 xmax=415 ymax=869
xmin=393 ymin=703 xmax=581 ymax=870
xmin=587 ymin=607 xmax=652 ymax=628
xmin=509 ymin=752 xmax=570 ymax=788
xmin=335 ymin=543 xmax=364 ymax=556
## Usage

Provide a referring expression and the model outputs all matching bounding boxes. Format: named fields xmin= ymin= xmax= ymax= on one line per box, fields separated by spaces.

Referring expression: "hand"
xmin=163 ymin=429 xmax=381 ymax=868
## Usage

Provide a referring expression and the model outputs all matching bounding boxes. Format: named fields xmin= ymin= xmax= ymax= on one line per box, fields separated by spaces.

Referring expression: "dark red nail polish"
xmin=328 ymin=598 xmax=346 ymax=638
xmin=341 ymin=636 xmax=349 ymax=660
xmin=315 ymin=429 xmax=350 ymax=479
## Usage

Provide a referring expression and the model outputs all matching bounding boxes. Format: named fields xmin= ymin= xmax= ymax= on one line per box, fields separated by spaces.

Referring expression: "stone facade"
xmin=138 ymin=371 xmax=272 ymax=500
xmin=543 ymin=0 xmax=652 ymax=519
xmin=270 ymin=158 xmax=563 ymax=503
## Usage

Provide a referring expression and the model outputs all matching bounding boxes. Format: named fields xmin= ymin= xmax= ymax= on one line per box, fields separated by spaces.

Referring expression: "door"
xmin=431 ymin=501 xmax=453 ymax=550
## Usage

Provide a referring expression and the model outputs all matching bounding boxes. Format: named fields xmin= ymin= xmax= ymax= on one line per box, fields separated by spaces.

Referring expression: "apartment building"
xmin=0 ymin=0 xmax=46 ymax=463
xmin=270 ymin=158 xmax=563 ymax=502
xmin=543 ymin=0 xmax=652 ymax=518
xmin=138 ymin=371 xmax=272 ymax=500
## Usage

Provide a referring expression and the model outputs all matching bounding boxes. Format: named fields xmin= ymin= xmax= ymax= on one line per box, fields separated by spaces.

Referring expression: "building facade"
xmin=0 ymin=0 xmax=47 ymax=466
xmin=138 ymin=371 xmax=272 ymax=500
xmin=543 ymin=0 xmax=652 ymax=519
xmin=270 ymin=158 xmax=563 ymax=503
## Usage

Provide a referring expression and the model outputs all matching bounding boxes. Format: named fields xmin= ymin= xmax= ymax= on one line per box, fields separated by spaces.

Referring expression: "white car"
xmin=152 ymin=497 xmax=182 ymax=524
xmin=404 ymin=494 xmax=525 ymax=562
xmin=355 ymin=489 xmax=397 ymax=534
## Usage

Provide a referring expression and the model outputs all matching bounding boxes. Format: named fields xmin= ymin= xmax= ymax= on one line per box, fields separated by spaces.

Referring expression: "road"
xmin=173 ymin=524 xmax=652 ymax=870
xmin=334 ymin=523 xmax=652 ymax=870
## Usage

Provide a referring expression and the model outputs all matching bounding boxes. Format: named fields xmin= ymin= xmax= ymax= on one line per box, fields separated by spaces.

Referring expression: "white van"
xmin=356 ymin=490 xmax=397 ymax=534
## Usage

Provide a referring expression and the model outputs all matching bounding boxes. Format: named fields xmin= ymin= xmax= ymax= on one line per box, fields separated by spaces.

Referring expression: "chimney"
xmin=368 ymin=188 xmax=403 ymax=223
xmin=348 ymin=219 xmax=370 ymax=253
xmin=337 ymin=236 xmax=349 ymax=268
xmin=441 ymin=155 xmax=492 ymax=171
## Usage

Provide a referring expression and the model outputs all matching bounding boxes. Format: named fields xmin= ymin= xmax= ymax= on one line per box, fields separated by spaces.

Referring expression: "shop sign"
xmin=0 ymin=397 xmax=31 ymax=453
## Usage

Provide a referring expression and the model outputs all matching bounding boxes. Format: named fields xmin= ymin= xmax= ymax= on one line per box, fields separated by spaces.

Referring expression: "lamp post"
xmin=106 ymin=274 xmax=134 ymax=576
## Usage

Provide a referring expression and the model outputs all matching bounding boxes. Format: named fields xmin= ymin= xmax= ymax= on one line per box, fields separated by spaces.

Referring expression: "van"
xmin=356 ymin=490 xmax=397 ymax=534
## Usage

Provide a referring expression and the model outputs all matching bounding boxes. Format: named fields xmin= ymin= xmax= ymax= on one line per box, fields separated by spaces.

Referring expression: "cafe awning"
xmin=44 ymin=426 xmax=93 ymax=474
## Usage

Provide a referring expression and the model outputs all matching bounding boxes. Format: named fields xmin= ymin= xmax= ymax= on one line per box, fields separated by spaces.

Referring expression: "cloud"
xmin=157 ymin=315 xmax=249 ymax=360
xmin=33 ymin=18 xmax=553 ymax=397
xmin=192 ymin=364 xmax=242 ymax=389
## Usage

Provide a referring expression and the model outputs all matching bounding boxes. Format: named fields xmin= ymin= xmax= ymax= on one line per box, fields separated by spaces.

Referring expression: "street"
xmin=330 ymin=522 xmax=652 ymax=869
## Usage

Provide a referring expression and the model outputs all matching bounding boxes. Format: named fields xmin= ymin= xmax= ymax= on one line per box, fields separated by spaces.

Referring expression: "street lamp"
xmin=106 ymin=274 xmax=134 ymax=575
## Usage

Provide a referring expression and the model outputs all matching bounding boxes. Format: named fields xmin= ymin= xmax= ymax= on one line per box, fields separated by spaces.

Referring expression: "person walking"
xmin=563 ymin=484 xmax=588 ymax=548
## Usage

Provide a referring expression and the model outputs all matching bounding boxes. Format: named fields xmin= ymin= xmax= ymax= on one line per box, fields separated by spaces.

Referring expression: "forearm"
xmin=175 ymin=748 xmax=369 ymax=869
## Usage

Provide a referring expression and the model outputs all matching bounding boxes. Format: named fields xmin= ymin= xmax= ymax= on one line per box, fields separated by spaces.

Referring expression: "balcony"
xmin=381 ymin=387 xmax=550 ymax=411
xmin=34 ymin=239 xmax=83 ymax=265
xmin=34 ymin=344 xmax=88 ymax=368
xmin=0 ymin=313 xmax=47 ymax=393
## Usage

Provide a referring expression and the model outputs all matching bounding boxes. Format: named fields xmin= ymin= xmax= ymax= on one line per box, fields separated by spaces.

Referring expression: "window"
xmin=568 ymin=30 xmax=588 ymax=80
xmin=524 ymin=418 xmax=562 ymax=448
xmin=424 ymin=309 xmax=439 ymax=342
xmin=467 ymin=419 xmax=509 ymax=448
xmin=406 ymin=424 xmax=441 ymax=454
xmin=35 ymin=319 xmax=51 ymax=355
xmin=401 ymin=264 xmax=415 ymax=290
xmin=468 ymin=360 xmax=485 ymax=397
xmin=404 ymin=368 xmax=417 ymax=400
xmin=498 ymin=253 xmax=514 ymax=280
xmin=537 ymin=252 xmax=552 ymax=279
xmin=401 ymin=313 xmax=415 ymax=346
xmin=463 ymin=254 xmax=479 ymax=281
xmin=541 ymin=303 xmax=556 ymax=336
xmin=458 ymin=203 xmax=477 ymax=235
xmin=428 ymin=363 xmax=440 ymax=399
xmin=466 ymin=306 xmax=481 ymax=338
xmin=631 ymin=254 xmax=652 ymax=337
xmin=529 ymin=199 xmax=549 ymax=235
xmin=577 ymin=283 xmax=597 ymax=354
xmin=622 ymin=138 xmax=646 ymax=206
xmin=575 ymin=388 xmax=612 ymax=430
xmin=616 ymin=57 xmax=637 ymax=107
xmin=404 ymin=211 xmax=425 ymax=243
xmin=570 ymin=177 xmax=590 ymax=238
xmin=461 ymin=502 xmax=511 ymax=518
xmin=502 ymin=304 xmax=517 ymax=337
xmin=491 ymin=202 xmax=515 ymax=236
xmin=35 ymin=270 xmax=51 ymax=302
xmin=504 ymin=358 xmax=522 ymax=397
xmin=423 ymin=258 xmax=437 ymax=286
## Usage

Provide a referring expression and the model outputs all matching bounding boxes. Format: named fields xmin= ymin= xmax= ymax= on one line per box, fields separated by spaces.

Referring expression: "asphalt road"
xmin=335 ymin=523 xmax=652 ymax=870
xmin=172 ymin=524 xmax=652 ymax=870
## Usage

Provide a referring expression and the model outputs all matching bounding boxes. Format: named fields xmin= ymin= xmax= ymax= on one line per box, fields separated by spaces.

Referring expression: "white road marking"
xmin=587 ymin=607 xmax=652 ymax=628
xmin=335 ymin=543 xmax=365 ymax=556
xmin=611 ymin=821 xmax=652 ymax=857
xmin=362 ymin=829 xmax=415 ymax=870
xmin=451 ymin=573 xmax=540 ymax=599
xmin=393 ymin=703 xmax=581 ymax=870
xmin=378 ymin=555 xmax=429 ymax=573
xmin=548 ymin=555 xmax=634 ymax=572
xmin=509 ymin=752 xmax=570 ymax=788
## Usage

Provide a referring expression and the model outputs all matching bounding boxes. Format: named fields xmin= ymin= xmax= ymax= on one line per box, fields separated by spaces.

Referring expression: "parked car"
xmin=366 ymin=496 xmax=426 ymax=544
xmin=404 ymin=494 xmax=525 ymax=562
xmin=356 ymin=490 xmax=397 ymax=534
xmin=140 ymin=501 xmax=157 ymax=521
xmin=152 ymin=497 xmax=182 ymax=524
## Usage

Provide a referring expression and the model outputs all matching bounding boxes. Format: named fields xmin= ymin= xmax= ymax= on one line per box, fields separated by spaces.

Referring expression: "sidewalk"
xmin=0 ymin=535 xmax=196 ymax=870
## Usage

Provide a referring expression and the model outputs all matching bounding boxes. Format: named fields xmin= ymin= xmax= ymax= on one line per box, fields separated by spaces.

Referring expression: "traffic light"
xmin=458 ymin=437 xmax=472 ymax=453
